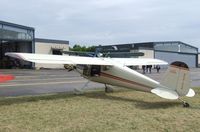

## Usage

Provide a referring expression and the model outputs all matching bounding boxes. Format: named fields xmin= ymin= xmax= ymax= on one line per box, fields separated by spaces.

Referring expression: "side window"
xmin=91 ymin=65 xmax=101 ymax=76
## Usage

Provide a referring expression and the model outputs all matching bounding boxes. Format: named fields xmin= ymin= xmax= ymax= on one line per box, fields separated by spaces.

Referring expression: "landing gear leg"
xmin=74 ymin=81 xmax=90 ymax=95
xmin=179 ymin=98 xmax=190 ymax=108
xmin=105 ymin=84 xmax=108 ymax=93
xmin=105 ymin=84 xmax=113 ymax=93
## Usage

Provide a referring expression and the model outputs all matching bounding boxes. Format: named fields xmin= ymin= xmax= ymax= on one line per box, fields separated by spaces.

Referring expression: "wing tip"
xmin=5 ymin=52 xmax=25 ymax=60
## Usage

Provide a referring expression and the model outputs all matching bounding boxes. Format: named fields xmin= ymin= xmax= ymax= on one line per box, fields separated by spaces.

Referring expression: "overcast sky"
xmin=1 ymin=0 xmax=200 ymax=49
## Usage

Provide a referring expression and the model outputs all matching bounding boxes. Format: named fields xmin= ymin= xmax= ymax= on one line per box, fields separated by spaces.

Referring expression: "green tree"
xmin=70 ymin=44 xmax=96 ymax=52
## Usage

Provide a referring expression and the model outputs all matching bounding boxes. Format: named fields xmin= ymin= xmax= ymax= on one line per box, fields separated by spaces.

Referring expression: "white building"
xmin=35 ymin=38 xmax=69 ymax=69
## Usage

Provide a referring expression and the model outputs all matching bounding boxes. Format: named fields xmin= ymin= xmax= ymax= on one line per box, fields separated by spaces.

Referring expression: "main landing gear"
xmin=105 ymin=84 xmax=113 ymax=93
xmin=74 ymin=81 xmax=90 ymax=95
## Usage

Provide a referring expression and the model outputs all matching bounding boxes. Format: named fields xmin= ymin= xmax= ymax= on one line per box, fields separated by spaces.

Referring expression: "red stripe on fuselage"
xmin=100 ymin=72 xmax=152 ymax=89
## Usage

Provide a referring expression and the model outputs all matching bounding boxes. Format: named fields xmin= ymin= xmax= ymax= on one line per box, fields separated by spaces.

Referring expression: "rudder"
xmin=161 ymin=61 xmax=190 ymax=96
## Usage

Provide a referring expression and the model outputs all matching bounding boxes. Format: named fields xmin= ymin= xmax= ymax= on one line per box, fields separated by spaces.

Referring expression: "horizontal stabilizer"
xmin=151 ymin=88 xmax=179 ymax=100
xmin=186 ymin=89 xmax=195 ymax=97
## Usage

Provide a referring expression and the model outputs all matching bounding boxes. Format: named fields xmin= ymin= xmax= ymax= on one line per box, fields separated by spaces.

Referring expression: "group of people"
xmin=142 ymin=65 xmax=160 ymax=74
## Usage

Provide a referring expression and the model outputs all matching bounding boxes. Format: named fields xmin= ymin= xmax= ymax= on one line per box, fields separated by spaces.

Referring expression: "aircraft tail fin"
xmin=151 ymin=61 xmax=195 ymax=99
xmin=160 ymin=61 xmax=195 ymax=97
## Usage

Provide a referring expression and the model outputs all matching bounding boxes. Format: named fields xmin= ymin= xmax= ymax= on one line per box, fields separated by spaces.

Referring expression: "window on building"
xmin=52 ymin=49 xmax=62 ymax=55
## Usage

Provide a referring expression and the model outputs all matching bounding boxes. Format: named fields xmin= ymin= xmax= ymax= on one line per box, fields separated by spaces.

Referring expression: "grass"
xmin=0 ymin=88 xmax=200 ymax=132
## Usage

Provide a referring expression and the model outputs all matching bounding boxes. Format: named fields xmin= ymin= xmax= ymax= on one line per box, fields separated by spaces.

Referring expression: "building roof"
xmin=97 ymin=41 xmax=198 ymax=54
xmin=0 ymin=20 xmax=34 ymax=31
xmin=35 ymin=38 xmax=69 ymax=45
xmin=153 ymin=41 xmax=198 ymax=50
xmin=99 ymin=41 xmax=198 ymax=50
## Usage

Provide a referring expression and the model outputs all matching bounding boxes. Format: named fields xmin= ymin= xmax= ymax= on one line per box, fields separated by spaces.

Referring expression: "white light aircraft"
xmin=5 ymin=52 xmax=195 ymax=107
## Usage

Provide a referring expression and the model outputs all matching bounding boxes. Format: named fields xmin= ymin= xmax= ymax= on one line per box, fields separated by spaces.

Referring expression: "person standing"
xmin=146 ymin=65 xmax=149 ymax=73
xmin=156 ymin=65 xmax=160 ymax=73
xmin=149 ymin=65 xmax=152 ymax=73
xmin=142 ymin=65 xmax=146 ymax=74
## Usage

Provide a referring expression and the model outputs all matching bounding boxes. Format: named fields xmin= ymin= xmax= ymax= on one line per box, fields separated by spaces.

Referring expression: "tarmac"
xmin=0 ymin=68 xmax=200 ymax=97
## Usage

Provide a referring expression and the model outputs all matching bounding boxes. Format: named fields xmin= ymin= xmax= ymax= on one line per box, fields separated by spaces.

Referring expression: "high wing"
xmin=5 ymin=52 xmax=168 ymax=66
xmin=5 ymin=52 xmax=112 ymax=65
xmin=112 ymin=58 xmax=168 ymax=66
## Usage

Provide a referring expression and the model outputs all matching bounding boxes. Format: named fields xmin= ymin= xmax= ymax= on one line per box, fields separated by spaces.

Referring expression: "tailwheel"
xmin=179 ymin=98 xmax=190 ymax=108
xmin=183 ymin=101 xmax=190 ymax=108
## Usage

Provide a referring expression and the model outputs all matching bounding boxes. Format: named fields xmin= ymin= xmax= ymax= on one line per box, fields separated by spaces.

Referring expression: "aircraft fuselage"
xmin=76 ymin=63 xmax=160 ymax=92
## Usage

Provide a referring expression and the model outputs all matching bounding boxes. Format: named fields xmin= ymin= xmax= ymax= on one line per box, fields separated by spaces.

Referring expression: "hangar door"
xmin=155 ymin=51 xmax=197 ymax=68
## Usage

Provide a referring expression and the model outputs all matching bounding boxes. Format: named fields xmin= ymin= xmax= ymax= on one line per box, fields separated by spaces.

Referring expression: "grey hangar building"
xmin=0 ymin=21 xmax=69 ymax=69
xmin=0 ymin=20 xmax=199 ymax=69
xmin=97 ymin=42 xmax=199 ymax=68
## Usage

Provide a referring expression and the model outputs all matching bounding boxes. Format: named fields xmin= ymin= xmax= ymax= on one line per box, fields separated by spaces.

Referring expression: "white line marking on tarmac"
xmin=0 ymin=80 xmax=87 ymax=87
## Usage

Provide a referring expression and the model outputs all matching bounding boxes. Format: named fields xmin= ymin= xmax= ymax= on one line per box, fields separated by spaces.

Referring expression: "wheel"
xmin=183 ymin=102 xmax=190 ymax=108
xmin=105 ymin=86 xmax=108 ymax=93
xmin=105 ymin=85 xmax=113 ymax=93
